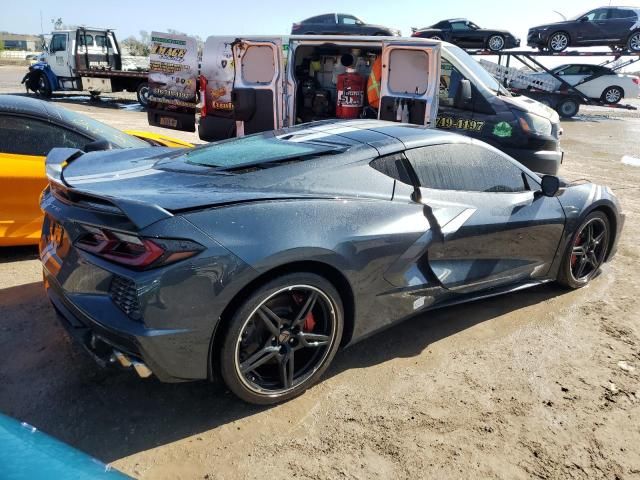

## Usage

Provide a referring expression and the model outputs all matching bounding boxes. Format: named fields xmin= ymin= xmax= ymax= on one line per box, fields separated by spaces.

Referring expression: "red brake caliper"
xmin=292 ymin=293 xmax=316 ymax=332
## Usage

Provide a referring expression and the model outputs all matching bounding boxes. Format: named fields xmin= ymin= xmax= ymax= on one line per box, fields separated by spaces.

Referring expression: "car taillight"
xmin=199 ymin=74 xmax=208 ymax=117
xmin=632 ymin=77 xmax=640 ymax=85
xmin=76 ymin=225 xmax=203 ymax=269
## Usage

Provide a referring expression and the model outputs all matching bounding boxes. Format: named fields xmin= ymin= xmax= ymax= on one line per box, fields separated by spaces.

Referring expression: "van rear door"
xmin=378 ymin=41 xmax=440 ymax=126
xmin=146 ymin=32 xmax=199 ymax=132
xmin=231 ymin=38 xmax=284 ymax=136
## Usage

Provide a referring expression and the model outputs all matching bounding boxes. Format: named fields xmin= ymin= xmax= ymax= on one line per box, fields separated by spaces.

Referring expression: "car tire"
xmin=35 ymin=72 xmax=52 ymax=98
xmin=557 ymin=211 xmax=610 ymax=289
xmin=219 ymin=272 xmax=344 ymax=405
xmin=548 ymin=31 xmax=570 ymax=52
xmin=601 ymin=86 xmax=624 ymax=104
xmin=627 ymin=31 xmax=640 ymax=52
xmin=487 ymin=35 xmax=505 ymax=52
xmin=556 ymin=97 xmax=580 ymax=118
xmin=136 ymin=82 xmax=150 ymax=107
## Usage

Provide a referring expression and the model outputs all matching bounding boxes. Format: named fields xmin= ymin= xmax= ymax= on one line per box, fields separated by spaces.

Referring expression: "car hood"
xmin=530 ymin=21 xmax=572 ymax=30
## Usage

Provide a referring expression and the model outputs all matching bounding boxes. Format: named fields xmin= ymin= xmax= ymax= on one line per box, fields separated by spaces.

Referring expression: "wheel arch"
xmin=585 ymin=204 xmax=619 ymax=262
xmin=208 ymin=259 xmax=356 ymax=380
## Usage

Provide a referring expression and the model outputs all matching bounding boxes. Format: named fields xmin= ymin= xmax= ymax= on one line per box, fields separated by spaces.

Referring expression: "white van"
xmin=148 ymin=35 xmax=563 ymax=174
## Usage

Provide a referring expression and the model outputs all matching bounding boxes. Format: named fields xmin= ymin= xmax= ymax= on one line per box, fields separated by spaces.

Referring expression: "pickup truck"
xmin=22 ymin=27 xmax=150 ymax=106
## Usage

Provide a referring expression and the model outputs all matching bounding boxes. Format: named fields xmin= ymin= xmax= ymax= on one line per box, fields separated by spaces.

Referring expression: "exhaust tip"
xmin=111 ymin=350 xmax=152 ymax=378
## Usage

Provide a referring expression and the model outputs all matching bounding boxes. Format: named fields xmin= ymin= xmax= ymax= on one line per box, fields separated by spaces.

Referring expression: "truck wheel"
xmin=136 ymin=82 xmax=150 ymax=107
xmin=601 ymin=86 xmax=623 ymax=104
xmin=36 ymin=72 xmax=52 ymax=98
xmin=556 ymin=98 xmax=580 ymax=118
xmin=89 ymin=91 xmax=101 ymax=101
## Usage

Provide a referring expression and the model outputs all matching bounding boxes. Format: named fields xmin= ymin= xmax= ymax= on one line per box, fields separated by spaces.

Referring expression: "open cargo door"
xmin=378 ymin=41 xmax=440 ymax=126
xmin=231 ymin=38 xmax=284 ymax=136
xmin=147 ymin=32 xmax=198 ymax=132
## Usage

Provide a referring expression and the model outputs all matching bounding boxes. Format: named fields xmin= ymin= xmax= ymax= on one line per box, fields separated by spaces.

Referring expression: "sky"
xmin=2 ymin=0 xmax=640 ymax=70
xmin=3 ymin=0 xmax=640 ymax=41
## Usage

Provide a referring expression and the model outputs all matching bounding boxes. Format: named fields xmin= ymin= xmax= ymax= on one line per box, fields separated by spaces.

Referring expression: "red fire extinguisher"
xmin=336 ymin=69 xmax=365 ymax=119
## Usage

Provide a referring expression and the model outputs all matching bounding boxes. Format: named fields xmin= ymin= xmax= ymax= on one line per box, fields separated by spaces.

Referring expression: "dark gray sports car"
xmin=40 ymin=120 xmax=623 ymax=404
xmin=412 ymin=19 xmax=520 ymax=51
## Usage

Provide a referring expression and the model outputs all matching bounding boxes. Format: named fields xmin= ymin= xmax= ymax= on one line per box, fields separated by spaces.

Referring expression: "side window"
xmin=50 ymin=34 xmax=66 ymax=53
xmin=95 ymin=35 xmax=107 ymax=48
xmin=610 ymin=9 xmax=636 ymax=19
xmin=584 ymin=9 xmax=608 ymax=21
xmin=0 ymin=116 xmax=90 ymax=156
xmin=339 ymin=15 xmax=359 ymax=25
xmin=559 ymin=65 xmax=583 ymax=75
xmin=405 ymin=143 xmax=527 ymax=193
xmin=370 ymin=154 xmax=414 ymax=185
xmin=439 ymin=57 xmax=466 ymax=106
xmin=450 ymin=22 xmax=470 ymax=31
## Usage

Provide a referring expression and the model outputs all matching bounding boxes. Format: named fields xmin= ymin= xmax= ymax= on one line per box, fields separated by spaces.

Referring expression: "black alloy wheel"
xmin=220 ymin=273 xmax=343 ymax=404
xmin=558 ymin=211 xmax=610 ymax=289
xmin=488 ymin=35 xmax=505 ymax=52
xmin=36 ymin=72 xmax=52 ymax=98
xmin=556 ymin=97 xmax=580 ymax=118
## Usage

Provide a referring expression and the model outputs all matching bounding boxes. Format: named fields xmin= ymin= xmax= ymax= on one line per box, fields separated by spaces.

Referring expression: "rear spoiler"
xmin=45 ymin=148 xmax=173 ymax=230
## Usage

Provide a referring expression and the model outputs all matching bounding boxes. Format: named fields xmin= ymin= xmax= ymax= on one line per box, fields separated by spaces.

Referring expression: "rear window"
xmin=182 ymin=133 xmax=346 ymax=170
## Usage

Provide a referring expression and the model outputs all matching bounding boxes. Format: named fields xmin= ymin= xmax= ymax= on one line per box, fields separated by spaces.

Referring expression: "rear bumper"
xmin=44 ymin=267 xmax=202 ymax=382
xmin=503 ymin=147 xmax=563 ymax=175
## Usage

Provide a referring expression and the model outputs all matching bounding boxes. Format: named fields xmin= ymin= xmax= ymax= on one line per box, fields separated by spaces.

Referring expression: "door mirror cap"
xmin=540 ymin=175 xmax=560 ymax=197
xmin=83 ymin=139 xmax=114 ymax=153
xmin=579 ymin=16 xmax=589 ymax=22
xmin=454 ymin=79 xmax=473 ymax=110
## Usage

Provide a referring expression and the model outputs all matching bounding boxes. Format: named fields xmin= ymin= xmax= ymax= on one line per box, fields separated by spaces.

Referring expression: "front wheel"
xmin=601 ymin=86 xmax=624 ymax=104
xmin=557 ymin=211 xmax=610 ymax=289
xmin=487 ymin=35 xmax=505 ymax=52
xmin=548 ymin=32 xmax=569 ymax=52
xmin=219 ymin=273 xmax=344 ymax=405
xmin=35 ymin=72 xmax=52 ymax=98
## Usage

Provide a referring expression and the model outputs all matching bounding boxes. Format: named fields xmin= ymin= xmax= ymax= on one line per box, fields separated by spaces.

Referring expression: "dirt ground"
xmin=0 ymin=65 xmax=639 ymax=479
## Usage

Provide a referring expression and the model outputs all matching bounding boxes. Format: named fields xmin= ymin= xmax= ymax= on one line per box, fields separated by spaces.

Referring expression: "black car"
xmin=41 ymin=120 xmax=623 ymax=405
xmin=411 ymin=19 xmax=520 ymax=51
xmin=528 ymin=6 xmax=640 ymax=52
xmin=291 ymin=13 xmax=400 ymax=36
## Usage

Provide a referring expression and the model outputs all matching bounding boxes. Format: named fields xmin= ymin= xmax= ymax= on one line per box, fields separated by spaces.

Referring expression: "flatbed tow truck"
xmin=22 ymin=27 xmax=150 ymax=106
xmin=467 ymin=49 xmax=639 ymax=118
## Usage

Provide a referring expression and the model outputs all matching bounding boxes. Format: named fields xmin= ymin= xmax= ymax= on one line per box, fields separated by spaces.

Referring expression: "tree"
xmin=121 ymin=36 xmax=149 ymax=56
xmin=52 ymin=18 xmax=64 ymax=30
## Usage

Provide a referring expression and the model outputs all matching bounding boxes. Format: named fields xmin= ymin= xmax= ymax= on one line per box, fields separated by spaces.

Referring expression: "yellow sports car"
xmin=0 ymin=95 xmax=192 ymax=247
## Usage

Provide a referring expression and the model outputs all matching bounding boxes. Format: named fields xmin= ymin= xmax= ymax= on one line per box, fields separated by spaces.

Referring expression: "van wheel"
xmin=36 ymin=72 xmax=52 ymax=98
xmin=136 ymin=82 xmax=150 ymax=107
xmin=556 ymin=97 xmax=579 ymax=118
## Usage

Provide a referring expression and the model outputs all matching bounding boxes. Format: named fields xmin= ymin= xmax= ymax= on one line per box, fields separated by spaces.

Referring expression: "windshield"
xmin=442 ymin=44 xmax=511 ymax=96
xmin=183 ymin=133 xmax=345 ymax=169
xmin=53 ymin=105 xmax=149 ymax=149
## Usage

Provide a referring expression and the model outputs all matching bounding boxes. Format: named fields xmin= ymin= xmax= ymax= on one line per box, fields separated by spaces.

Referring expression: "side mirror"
xmin=83 ymin=139 xmax=114 ymax=153
xmin=454 ymin=79 xmax=473 ymax=110
xmin=540 ymin=175 xmax=560 ymax=197
xmin=580 ymin=16 xmax=589 ymax=22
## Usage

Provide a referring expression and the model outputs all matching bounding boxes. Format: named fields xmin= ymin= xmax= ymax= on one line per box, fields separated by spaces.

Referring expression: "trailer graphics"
xmin=147 ymin=32 xmax=198 ymax=132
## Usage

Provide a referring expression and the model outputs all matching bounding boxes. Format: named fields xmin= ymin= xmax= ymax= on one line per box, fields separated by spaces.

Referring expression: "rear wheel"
xmin=601 ymin=86 xmax=623 ymax=104
xmin=627 ymin=31 xmax=640 ymax=52
xmin=556 ymin=97 xmax=580 ymax=118
xmin=136 ymin=82 xmax=150 ymax=107
xmin=219 ymin=273 xmax=343 ymax=405
xmin=557 ymin=211 xmax=610 ymax=289
xmin=487 ymin=35 xmax=505 ymax=52
xmin=548 ymin=32 xmax=569 ymax=52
